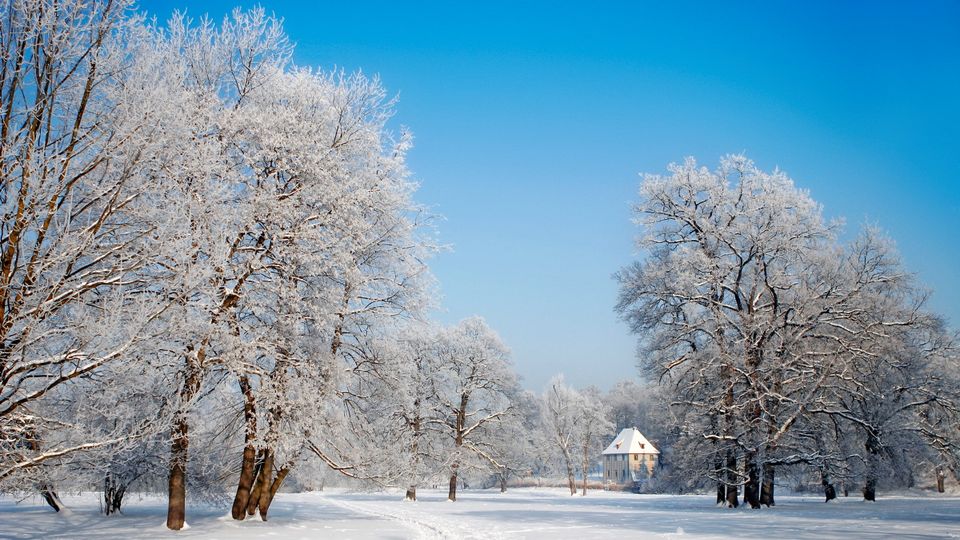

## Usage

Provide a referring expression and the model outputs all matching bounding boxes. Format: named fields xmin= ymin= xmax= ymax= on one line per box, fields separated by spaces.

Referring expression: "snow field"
xmin=2 ymin=488 xmax=959 ymax=539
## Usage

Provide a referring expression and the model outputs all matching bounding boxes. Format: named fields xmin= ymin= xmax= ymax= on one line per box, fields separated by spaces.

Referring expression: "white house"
xmin=602 ymin=427 xmax=659 ymax=484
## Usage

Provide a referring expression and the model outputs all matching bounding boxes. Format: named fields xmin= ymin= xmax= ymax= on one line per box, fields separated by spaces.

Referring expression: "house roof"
xmin=601 ymin=427 xmax=659 ymax=455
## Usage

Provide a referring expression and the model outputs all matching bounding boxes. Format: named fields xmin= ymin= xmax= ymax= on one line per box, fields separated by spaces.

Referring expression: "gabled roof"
xmin=601 ymin=427 xmax=659 ymax=455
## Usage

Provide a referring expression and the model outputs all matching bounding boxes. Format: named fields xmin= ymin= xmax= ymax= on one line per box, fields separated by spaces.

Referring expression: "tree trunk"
xmin=103 ymin=475 xmax=126 ymax=515
xmin=863 ymin=477 xmax=877 ymax=501
xmin=721 ymin=361 xmax=738 ymax=508
xmin=743 ymin=346 xmax=762 ymax=510
xmin=744 ymin=454 xmax=760 ymax=508
xmin=231 ymin=443 xmax=258 ymax=520
xmin=166 ymin=413 xmax=190 ymax=530
xmin=447 ymin=468 xmax=458 ymax=501
xmin=820 ymin=467 xmax=836 ymax=502
xmin=936 ymin=466 xmax=945 ymax=493
xmin=231 ymin=375 xmax=258 ymax=520
xmin=715 ymin=453 xmax=725 ymax=505
xmin=448 ymin=393 xmax=468 ymax=502
xmin=257 ymin=465 xmax=289 ymax=520
xmin=405 ymin=410 xmax=421 ymax=501
xmin=166 ymin=351 xmax=203 ymax=531
xmin=40 ymin=484 xmax=65 ymax=512
xmin=725 ymin=451 xmax=739 ymax=508
xmin=246 ymin=450 xmax=266 ymax=516
xmin=500 ymin=471 xmax=507 ymax=493
xmin=863 ymin=432 xmax=880 ymax=502
xmin=581 ymin=439 xmax=590 ymax=496
xmin=564 ymin=453 xmax=576 ymax=495
xmin=760 ymin=462 xmax=775 ymax=507
xmin=255 ymin=449 xmax=275 ymax=520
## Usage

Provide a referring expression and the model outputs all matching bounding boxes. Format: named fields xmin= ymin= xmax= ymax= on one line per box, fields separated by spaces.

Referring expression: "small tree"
xmin=542 ymin=376 xmax=581 ymax=495
xmin=577 ymin=387 xmax=613 ymax=495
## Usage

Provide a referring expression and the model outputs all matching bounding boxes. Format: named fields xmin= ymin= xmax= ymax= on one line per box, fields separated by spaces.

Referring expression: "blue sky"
xmin=140 ymin=1 xmax=960 ymax=391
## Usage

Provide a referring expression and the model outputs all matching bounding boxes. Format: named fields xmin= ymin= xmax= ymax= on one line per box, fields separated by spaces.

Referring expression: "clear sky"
xmin=140 ymin=1 xmax=960 ymax=391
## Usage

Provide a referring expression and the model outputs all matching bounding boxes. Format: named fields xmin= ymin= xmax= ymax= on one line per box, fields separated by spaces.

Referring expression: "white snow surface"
xmin=2 ymin=488 xmax=959 ymax=539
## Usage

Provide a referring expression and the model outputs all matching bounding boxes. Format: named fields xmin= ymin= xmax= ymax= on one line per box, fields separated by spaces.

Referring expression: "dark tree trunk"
xmin=231 ymin=375 xmax=258 ymax=520
xmin=40 ymin=484 xmax=65 ymax=512
xmin=744 ymin=454 xmax=760 ymax=508
xmin=231 ymin=443 xmax=258 ymax=519
xmin=103 ymin=475 xmax=126 ymax=515
xmin=743 ymin=345 xmax=763 ymax=511
xmin=725 ymin=451 xmax=739 ymax=508
xmin=255 ymin=449 xmax=275 ymax=520
xmin=820 ymin=468 xmax=836 ymax=502
xmin=448 ymin=392 xmax=468 ymax=502
xmin=715 ymin=453 xmax=725 ymax=505
xmin=258 ymin=465 xmax=289 ymax=520
xmin=447 ymin=468 xmax=458 ymax=501
xmin=863 ymin=477 xmax=876 ymax=501
xmin=863 ymin=431 xmax=880 ymax=502
xmin=246 ymin=450 xmax=266 ymax=516
xmin=936 ymin=466 xmax=945 ymax=493
xmin=500 ymin=471 xmax=507 ymax=493
xmin=405 ymin=486 xmax=417 ymax=501
xmin=760 ymin=462 xmax=775 ymax=507
xmin=166 ymin=351 xmax=203 ymax=531
xmin=252 ymin=356 xmax=291 ymax=521
xmin=166 ymin=413 xmax=190 ymax=530
xmin=720 ymin=361 xmax=738 ymax=509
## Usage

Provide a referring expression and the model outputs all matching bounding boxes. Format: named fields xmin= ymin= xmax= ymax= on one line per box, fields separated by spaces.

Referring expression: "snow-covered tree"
xmin=616 ymin=155 xmax=958 ymax=506
xmin=0 ymin=0 xmax=190 ymax=508
xmin=542 ymin=376 xmax=613 ymax=496
xmin=478 ymin=389 xmax=541 ymax=493
xmin=576 ymin=386 xmax=613 ymax=496
xmin=60 ymin=7 xmax=440 ymax=528
xmin=542 ymin=376 xmax=582 ymax=495
xmin=431 ymin=317 xmax=516 ymax=501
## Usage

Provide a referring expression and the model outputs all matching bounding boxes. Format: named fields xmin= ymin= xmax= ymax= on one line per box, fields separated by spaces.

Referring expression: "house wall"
xmin=602 ymin=453 xmax=657 ymax=484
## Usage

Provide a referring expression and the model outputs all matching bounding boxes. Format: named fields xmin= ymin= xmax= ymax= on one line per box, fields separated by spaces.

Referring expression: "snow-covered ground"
xmin=2 ymin=488 xmax=958 ymax=539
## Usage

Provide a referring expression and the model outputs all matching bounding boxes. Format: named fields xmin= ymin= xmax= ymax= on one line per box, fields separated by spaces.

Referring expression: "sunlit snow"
xmin=3 ymin=488 xmax=958 ymax=539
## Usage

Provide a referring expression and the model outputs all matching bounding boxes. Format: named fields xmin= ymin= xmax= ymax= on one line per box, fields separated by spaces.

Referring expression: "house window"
xmin=633 ymin=454 xmax=638 ymax=461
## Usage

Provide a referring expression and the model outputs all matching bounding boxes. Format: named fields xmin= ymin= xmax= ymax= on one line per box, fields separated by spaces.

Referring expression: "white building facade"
xmin=601 ymin=427 xmax=659 ymax=485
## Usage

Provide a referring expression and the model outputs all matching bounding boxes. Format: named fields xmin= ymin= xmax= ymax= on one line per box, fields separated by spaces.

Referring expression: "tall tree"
xmin=432 ymin=317 xmax=515 ymax=501
xmin=616 ymin=155 xmax=956 ymax=506
xmin=0 ymin=0 xmax=177 ymax=505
